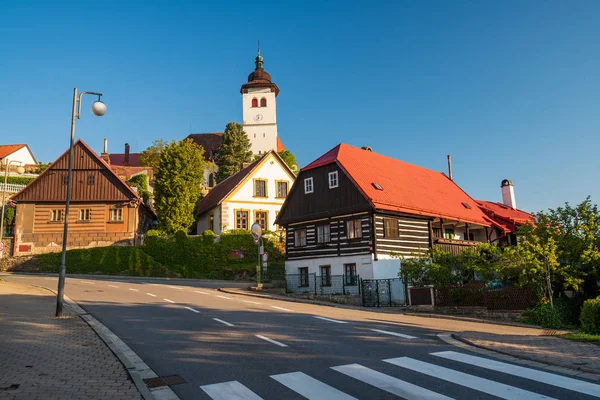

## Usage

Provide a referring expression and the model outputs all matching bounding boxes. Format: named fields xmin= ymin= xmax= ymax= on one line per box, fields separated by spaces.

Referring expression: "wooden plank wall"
xmin=286 ymin=213 xmax=372 ymax=260
xmin=33 ymin=204 xmax=108 ymax=233
xmin=374 ymin=214 xmax=430 ymax=257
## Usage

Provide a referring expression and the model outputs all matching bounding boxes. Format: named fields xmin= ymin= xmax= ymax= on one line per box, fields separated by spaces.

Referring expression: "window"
xmin=317 ymin=224 xmax=330 ymax=244
xmin=299 ymin=267 xmax=309 ymax=287
xmin=79 ymin=209 xmax=91 ymax=221
xmin=344 ymin=263 xmax=357 ymax=285
xmin=63 ymin=176 xmax=68 ymax=185
xmin=50 ymin=209 xmax=63 ymax=222
xmin=263 ymin=133 xmax=265 ymax=138
xmin=254 ymin=133 xmax=256 ymax=138
xmin=383 ymin=218 xmax=399 ymax=238
xmin=294 ymin=228 xmax=307 ymax=247
xmin=445 ymin=228 xmax=455 ymax=239
xmin=276 ymin=181 xmax=288 ymax=198
xmin=260 ymin=97 xmax=267 ymax=107
xmin=320 ymin=265 xmax=331 ymax=286
xmin=235 ymin=210 xmax=249 ymax=230
xmin=304 ymin=177 xmax=313 ymax=194
xmin=346 ymin=219 xmax=362 ymax=239
xmin=109 ymin=207 xmax=123 ymax=222
xmin=467 ymin=232 xmax=475 ymax=241
xmin=254 ymin=211 xmax=268 ymax=230
xmin=208 ymin=213 xmax=214 ymax=231
xmin=254 ymin=179 xmax=267 ymax=197
xmin=328 ymin=171 xmax=339 ymax=188
xmin=251 ymin=98 xmax=258 ymax=107
xmin=87 ymin=175 xmax=95 ymax=185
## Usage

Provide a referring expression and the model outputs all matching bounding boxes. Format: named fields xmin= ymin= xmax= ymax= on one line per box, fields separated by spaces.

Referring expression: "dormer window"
xmin=328 ymin=171 xmax=338 ymax=188
xmin=304 ymin=177 xmax=314 ymax=194
xmin=260 ymin=98 xmax=267 ymax=107
xmin=251 ymin=98 xmax=258 ymax=108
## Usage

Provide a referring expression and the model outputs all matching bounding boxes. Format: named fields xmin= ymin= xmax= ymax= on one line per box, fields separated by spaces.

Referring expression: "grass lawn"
xmin=562 ymin=332 xmax=600 ymax=345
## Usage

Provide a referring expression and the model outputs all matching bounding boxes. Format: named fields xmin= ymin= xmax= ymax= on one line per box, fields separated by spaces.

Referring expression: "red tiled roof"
xmin=303 ymin=143 xmax=492 ymax=226
xmin=276 ymin=137 xmax=286 ymax=152
xmin=477 ymin=200 xmax=535 ymax=229
xmin=186 ymin=133 xmax=224 ymax=160
xmin=0 ymin=144 xmax=26 ymax=159
xmin=109 ymin=153 xmax=142 ymax=167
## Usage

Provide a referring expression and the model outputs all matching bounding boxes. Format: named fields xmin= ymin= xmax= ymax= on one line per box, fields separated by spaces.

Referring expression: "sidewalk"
xmin=0 ymin=280 xmax=141 ymax=400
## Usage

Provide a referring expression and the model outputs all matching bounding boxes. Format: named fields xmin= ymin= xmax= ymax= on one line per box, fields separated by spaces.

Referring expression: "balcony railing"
xmin=434 ymin=238 xmax=479 ymax=256
xmin=0 ymin=183 xmax=27 ymax=194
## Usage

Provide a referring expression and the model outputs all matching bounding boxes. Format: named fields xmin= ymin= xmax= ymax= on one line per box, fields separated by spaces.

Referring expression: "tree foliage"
xmin=154 ymin=139 xmax=206 ymax=234
xmin=278 ymin=150 xmax=298 ymax=173
xmin=35 ymin=161 xmax=50 ymax=174
xmin=126 ymin=174 xmax=152 ymax=204
xmin=215 ymin=122 xmax=252 ymax=182
xmin=139 ymin=138 xmax=168 ymax=170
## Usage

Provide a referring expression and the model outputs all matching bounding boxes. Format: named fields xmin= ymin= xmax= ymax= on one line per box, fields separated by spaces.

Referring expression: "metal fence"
xmin=435 ymin=283 xmax=538 ymax=310
xmin=286 ymin=274 xmax=360 ymax=296
xmin=361 ymin=278 xmax=407 ymax=307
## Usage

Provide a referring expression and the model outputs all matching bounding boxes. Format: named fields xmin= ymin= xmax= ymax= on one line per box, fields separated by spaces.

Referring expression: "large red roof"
xmin=477 ymin=200 xmax=535 ymax=231
xmin=303 ymin=143 xmax=492 ymax=226
xmin=0 ymin=144 xmax=26 ymax=159
xmin=109 ymin=153 xmax=142 ymax=167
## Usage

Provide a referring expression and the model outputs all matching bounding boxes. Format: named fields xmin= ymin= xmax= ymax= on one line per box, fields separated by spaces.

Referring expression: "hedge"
xmin=142 ymin=230 xmax=284 ymax=279
xmin=580 ymin=297 xmax=600 ymax=334
xmin=37 ymin=246 xmax=177 ymax=277
xmin=5 ymin=176 xmax=34 ymax=185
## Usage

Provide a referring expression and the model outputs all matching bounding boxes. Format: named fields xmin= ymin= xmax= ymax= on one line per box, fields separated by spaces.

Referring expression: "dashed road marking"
xmin=108 ymin=285 xmax=119 ymax=288
xmin=167 ymin=285 xmax=183 ymax=290
xmin=255 ymin=335 xmax=288 ymax=347
xmin=164 ymin=298 xmax=175 ymax=303
xmin=128 ymin=288 xmax=139 ymax=292
xmin=313 ymin=316 xmax=347 ymax=324
xmin=185 ymin=307 xmax=201 ymax=313
xmin=217 ymin=295 xmax=233 ymax=300
xmin=146 ymin=293 xmax=156 ymax=297
xmin=370 ymin=329 xmax=416 ymax=339
xmin=243 ymin=300 xmax=262 ymax=305
xmin=195 ymin=290 xmax=210 ymax=295
xmin=270 ymin=306 xmax=293 ymax=312
xmin=213 ymin=318 xmax=234 ymax=327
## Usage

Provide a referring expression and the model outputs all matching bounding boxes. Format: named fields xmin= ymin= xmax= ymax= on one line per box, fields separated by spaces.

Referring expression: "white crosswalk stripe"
xmin=331 ymin=363 xmax=453 ymax=400
xmin=271 ymin=371 xmax=358 ymax=400
xmin=384 ymin=357 xmax=556 ymax=400
xmin=432 ymin=351 xmax=600 ymax=397
xmin=201 ymin=380 xmax=263 ymax=399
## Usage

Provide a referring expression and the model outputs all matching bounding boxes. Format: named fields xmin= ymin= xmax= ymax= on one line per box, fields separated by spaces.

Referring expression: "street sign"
xmin=253 ymin=237 xmax=259 ymax=245
xmin=262 ymin=252 xmax=268 ymax=262
xmin=262 ymin=262 xmax=267 ymax=268
xmin=259 ymin=245 xmax=264 ymax=255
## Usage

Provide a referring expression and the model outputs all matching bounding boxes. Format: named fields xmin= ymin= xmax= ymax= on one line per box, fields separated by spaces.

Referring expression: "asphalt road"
xmin=3 ymin=273 xmax=599 ymax=400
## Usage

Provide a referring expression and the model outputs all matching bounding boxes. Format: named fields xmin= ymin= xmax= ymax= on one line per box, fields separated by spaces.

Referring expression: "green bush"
xmin=5 ymin=176 xmax=34 ymax=185
xmin=146 ymin=229 xmax=160 ymax=237
xmin=37 ymin=246 xmax=177 ymax=277
xmin=524 ymin=297 xmax=583 ymax=329
xmin=580 ymin=297 xmax=600 ymax=334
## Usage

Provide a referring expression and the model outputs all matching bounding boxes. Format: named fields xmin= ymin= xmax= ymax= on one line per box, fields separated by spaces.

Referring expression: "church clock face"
xmin=253 ymin=113 xmax=263 ymax=122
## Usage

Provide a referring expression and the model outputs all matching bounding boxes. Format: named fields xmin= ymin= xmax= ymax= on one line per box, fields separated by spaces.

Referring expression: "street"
xmin=3 ymin=273 xmax=599 ymax=400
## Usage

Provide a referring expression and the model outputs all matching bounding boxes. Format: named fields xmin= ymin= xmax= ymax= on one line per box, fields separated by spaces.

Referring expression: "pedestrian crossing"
xmin=199 ymin=351 xmax=600 ymax=399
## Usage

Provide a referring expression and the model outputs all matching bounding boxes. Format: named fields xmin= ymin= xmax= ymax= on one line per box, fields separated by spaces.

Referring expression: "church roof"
xmin=186 ymin=133 xmax=223 ymax=160
xmin=240 ymin=52 xmax=280 ymax=96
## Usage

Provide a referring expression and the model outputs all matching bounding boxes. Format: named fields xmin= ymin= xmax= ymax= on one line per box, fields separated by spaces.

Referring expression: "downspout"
xmin=371 ymin=212 xmax=378 ymax=261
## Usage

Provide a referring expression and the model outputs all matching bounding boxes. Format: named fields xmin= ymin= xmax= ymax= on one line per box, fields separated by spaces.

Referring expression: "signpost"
xmin=251 ymin=222 xmax=264 ymax=286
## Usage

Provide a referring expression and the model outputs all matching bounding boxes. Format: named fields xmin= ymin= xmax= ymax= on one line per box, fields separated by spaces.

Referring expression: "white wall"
xmin=4 ymin=146 xmax=35 ymax=166
xmin=372 ymin=255 xmax=401 ymax=279
xmin=286 ymin=255 xmax=375 ymax=279
xmin=242 ymin=87 xmax=278 ymax=155
xmin=196 ymin=204 xmax=223 ymax=235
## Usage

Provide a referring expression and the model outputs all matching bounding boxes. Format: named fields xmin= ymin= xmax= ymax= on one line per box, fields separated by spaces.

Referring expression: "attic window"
xmin=88 ymin=175 xmax=95 ymax=185
xmin=372 ymin=183 xmax=383 ymax=190
xmin=462 ymin=202 xmax=472 ymax=209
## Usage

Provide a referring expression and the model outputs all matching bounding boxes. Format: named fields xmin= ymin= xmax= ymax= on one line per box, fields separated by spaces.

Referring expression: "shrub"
xmin=37 ymin=246 xmax=177 ymax=277
xmin=524 ymin=297 xmax=583 ymax=329
xmin=146 ymin=229 xmax=160 ymax=237
xmin=5 ymin=176 xmax=34 ymax=185
xmin=580 ymin=297 xmax=600 ymax=334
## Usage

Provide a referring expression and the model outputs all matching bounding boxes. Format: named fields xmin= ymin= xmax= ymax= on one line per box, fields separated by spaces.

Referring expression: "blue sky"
xmin=1 ymin=1 xmax=598 ymax=212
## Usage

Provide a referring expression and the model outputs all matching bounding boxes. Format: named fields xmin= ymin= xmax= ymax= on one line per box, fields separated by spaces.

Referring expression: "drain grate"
xmin=143 ymin=375 xmax=186 ymax=388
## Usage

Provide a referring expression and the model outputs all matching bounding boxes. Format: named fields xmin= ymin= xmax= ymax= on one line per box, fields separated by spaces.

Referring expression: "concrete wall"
xmin=285 ymin=254 xmax=374 ymax=279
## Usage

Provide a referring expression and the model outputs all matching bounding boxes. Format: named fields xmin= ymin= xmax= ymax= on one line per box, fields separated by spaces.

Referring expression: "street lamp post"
xmin=56 ymin=88 xmax=106 ymax=317
xmin=250 ymin=222 xmax=263 ymax=286
xmin=0 ymin=160 xmax=25 ymax=257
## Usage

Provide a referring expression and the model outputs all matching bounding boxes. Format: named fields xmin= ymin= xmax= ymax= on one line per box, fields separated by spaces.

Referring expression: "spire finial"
xmin=257 ymin=39 xmax=260 ymax=55
xmin=254 ymin=41 xmax=264 ymax=70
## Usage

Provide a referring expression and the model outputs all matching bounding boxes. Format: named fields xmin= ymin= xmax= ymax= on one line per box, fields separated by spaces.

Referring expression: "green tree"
xmin=126 ymin=174 xmax=152 ymax=204
xmin=215 ymin=122 xmax=252 ymax=182
xmin=278 ymin=150 xmax=298 ymax=173
xmin=139 ymin=138 xmax=168 ymax=170
xmin=35 ymin=161 xmax=50 ymax=174
xmin=154 ymin=139 xmax=206 ymax=234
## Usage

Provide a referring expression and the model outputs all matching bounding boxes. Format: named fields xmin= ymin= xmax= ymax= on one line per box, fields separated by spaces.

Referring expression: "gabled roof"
xmin=277 ymin=137 xmax=286 ymax=152
xmin=186 ymin=133 xmax=223 ymax=160
xmin=197 ymin=151 xmax=295 ymax=216
xmin=0 ymin=144 xmax=36 ymax=164
xmin=302 ymin=143 xmax=492 ymax=226
xmin=477 ymin=200 xmax=535 ymax=232
xmin=11 ymin=140 xmax=155 ymax=217
xmin=109 ymin=153 xmax=142 ymax=167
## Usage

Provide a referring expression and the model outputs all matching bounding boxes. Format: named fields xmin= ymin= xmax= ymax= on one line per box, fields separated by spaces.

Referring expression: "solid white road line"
xmin=243 ymin=300 xmax=262 ymax=305
xmin=370 ymin=329 xmax=416 ymax=339
xmin=108 ymin=285 xmax=119 ymax=288
xmin=331 ymin=363 xmax=453 ymax=400
xmin=313 ymin=316 xmax=347 ymax=324
xmin=384 ymin=357 xmax=555 ymax=400
xmin=82 ymin=281 xmax=95 ymax=284
xmin=270 ymin=306 xmax=293 ymax=312
xmin=164 ymin=298 xmax=175 ymax=303
xmin=432 ymin=351 xmax=600 ymax=397
xmin=213 ymin=318 xmax=234 ymax=327
xmin=166 ymin=285 xmax=183 ymax=290
xmin=217 ymin=295 xmax=233 ymax=300
xmin=271 ymin=371 xmax=358 ymax=400
xmin=185 ymin=307 xmax=201 ymax=313
xmin=195 ymin=290 xmax=210 ymax=295
xmin=255 ymin=335 xmax=288 ymax=348
xmin=201 ymin=380 xmax=263 ymax=400
xmin=146 ymin=293 xmax=156 ymax=297
xmin=128 ymin=288 xmax=139 ymax=292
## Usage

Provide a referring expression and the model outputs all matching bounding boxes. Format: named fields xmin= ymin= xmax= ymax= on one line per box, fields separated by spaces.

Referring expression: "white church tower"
xmin=241 ymin=48 xmax=280 ymax=155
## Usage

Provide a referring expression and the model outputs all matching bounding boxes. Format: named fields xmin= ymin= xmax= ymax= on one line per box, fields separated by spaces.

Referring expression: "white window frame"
xmin=317 ymin=224 xmax=330 ymax=244
xmin=109 ymin=208 xmax=123 ymax=222
xmin=304 ymin=177 xmax=314 ymax=194
xmin=294 ymin=229 xmax=307 ymax=247
xmin=328 ymin=171 xmax=339 ymax=189
xmin=79 ymin=208 xmax=92 ymax=221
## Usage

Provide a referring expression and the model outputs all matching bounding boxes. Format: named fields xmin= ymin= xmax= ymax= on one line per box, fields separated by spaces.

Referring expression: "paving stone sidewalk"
xmin=0 ymin=280 xmax=141 ymax=400
xmin=454 ymin=331 xmax=600 ymax=376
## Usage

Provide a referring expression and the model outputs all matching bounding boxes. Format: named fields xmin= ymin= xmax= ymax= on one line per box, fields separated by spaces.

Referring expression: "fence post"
xmin=360 ymin=278 xmax=364 ymax=306
xmin=375 ymin=280 xmax=380 ymax=307
xmin=358 ymin=275 xmax=361 ymax=295
xmin=388 ymin=279 xmax=392 ymax=306
xmin=314 ymin=274 xmax=317 ymax=295
xmin=342 ymin=275 xmax=346 ymax=295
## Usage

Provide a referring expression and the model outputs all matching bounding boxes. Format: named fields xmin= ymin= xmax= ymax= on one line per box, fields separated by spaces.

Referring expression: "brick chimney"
xmin=501 ymin=179 xmax=516 ymax=209
xmin=124 ymin=143 xmax=130 ymax=165
xmin=100 ymin=138 xmax=110 ymax=165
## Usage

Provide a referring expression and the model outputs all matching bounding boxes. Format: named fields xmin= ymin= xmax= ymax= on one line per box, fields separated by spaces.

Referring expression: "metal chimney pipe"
xmin=447 ymin=155 xmax=453 ymax=180
xmin=103 ymin=138 xmax=108 ymax=153
xmin=125 ymin=143 xmax=130 ymax=165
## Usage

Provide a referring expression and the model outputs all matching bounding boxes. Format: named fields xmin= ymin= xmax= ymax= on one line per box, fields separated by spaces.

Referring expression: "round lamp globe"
xmin=91 ymin=101 xmax=107 ymax=116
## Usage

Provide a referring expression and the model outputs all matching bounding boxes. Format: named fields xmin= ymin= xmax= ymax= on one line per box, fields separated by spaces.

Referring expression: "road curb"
xmin=18 ymin=281 xmax=181 ymax=400
xmin=438 ymin=333 xmax=600 ymax=382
